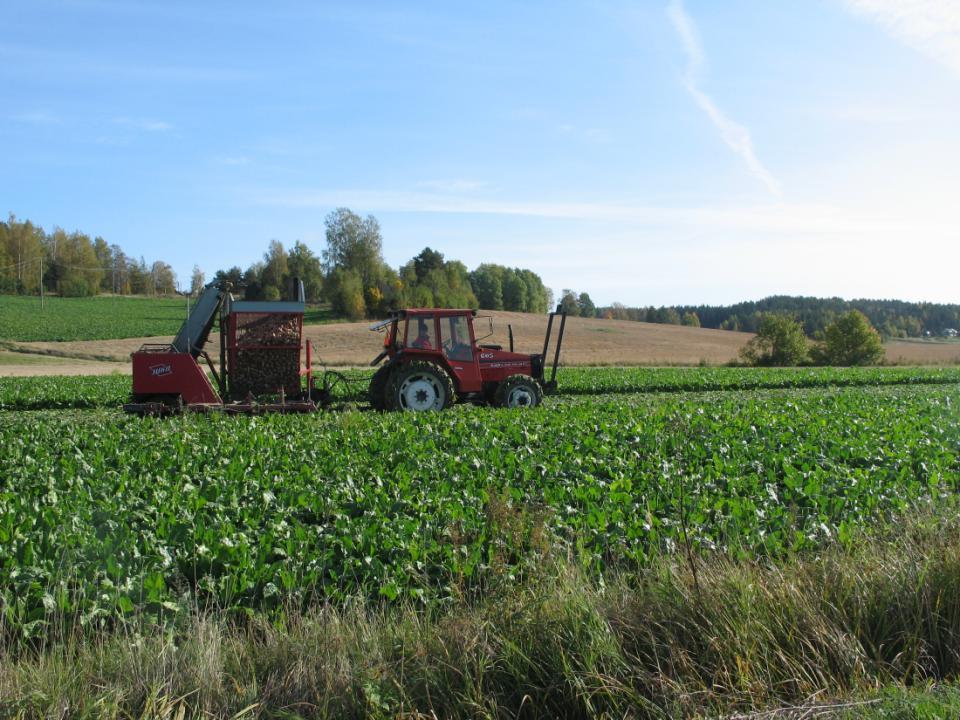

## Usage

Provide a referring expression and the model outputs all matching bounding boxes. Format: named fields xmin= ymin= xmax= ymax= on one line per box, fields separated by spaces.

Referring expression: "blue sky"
xmin=2 ymin=0 xmax=958 ymax=306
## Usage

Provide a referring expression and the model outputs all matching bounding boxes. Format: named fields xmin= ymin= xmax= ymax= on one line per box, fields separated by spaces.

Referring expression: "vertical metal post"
xmin=550 ymin=312 xmax=567 ymax=385
xmin=220 ymin=304 xmax=228 ymax=399
xmin=541 ymin=313 xmax=555 ymax=362
xmin=39 ymin=255 xmax=43 ymax=310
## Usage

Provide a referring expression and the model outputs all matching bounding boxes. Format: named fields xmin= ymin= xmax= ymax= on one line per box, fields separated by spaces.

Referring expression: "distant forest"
xmin=587 ymin=296 xmax=960 ymax=339
xmin=0 ymin=214 xmax=176 ymax=297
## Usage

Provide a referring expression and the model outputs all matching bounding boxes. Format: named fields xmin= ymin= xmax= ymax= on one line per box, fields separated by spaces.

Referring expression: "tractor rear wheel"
xmin=386 ymin=361 xmax=454 ymax=412
xmin=368 ymin=364 xmax=392 ymax=410
xmin=494 ymin=375 xmax=543 ymax=409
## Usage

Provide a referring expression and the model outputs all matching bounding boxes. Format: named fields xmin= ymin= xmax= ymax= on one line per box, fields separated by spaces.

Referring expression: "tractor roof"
xmin=389 ymin=308 xmax=478 ymax=319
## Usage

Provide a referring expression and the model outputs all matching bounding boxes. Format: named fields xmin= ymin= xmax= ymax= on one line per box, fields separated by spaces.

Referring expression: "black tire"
xmin=494 ymin=375 xmax=543 ymax=409
xmin=386 ymin=361 xmax=455 ymax=412
xmin=368 ymin=364 xmax=392 ymax=411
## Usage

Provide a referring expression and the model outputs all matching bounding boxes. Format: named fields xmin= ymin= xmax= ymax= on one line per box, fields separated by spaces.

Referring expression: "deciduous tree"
xmin=813 ymin=310 xmax=884 ymax=366
xmin=740 ymin=314 xmax=809 ymax=366
xmin=190 ymin=265 xmax=205 ymax=295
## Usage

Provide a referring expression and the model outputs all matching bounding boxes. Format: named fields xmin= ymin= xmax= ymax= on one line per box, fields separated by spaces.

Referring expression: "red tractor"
xmin=366 ymin=307 xmax=567 ymax=411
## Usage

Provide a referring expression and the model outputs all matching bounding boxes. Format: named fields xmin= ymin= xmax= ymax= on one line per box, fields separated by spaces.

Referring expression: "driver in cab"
xmin=411 ymin=319 xmax=433 ymax=350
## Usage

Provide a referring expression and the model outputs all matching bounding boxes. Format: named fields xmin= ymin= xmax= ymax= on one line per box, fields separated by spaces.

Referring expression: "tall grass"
xmin=3 ymin=505 xmax=960 ymax=718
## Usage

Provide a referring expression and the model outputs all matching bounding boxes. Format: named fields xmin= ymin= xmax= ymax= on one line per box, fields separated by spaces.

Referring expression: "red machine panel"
xmin=477 ymin=350 xmax=536 ymax=386
xmin=131 ymin=348 xmax=221 ymax=405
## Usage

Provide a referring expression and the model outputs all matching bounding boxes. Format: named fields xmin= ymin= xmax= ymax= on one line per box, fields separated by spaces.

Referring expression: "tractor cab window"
xmin=405 ymin=315 xmax=437 ymax=350
xmin=441 ymin=315 xmax=473 ymax=362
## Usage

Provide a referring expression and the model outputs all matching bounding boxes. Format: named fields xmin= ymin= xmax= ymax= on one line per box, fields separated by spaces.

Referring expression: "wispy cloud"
xmin=8 ymin=111 xmax=62 ymax=125
xmin=113 ymin=116 xmax=172 ymax=132
xmin=253 ymin=187 xmax=958 ymax=236
xmin=555 ymin=123 xmax=611 ymax=143
xmin=666 ymin=0 xmax=781 ymax=196
xmin=0 ymin=43 xmax=258 ymax=84
xmin=414 ymin=179 xmax=489 ymax=193
xmin=842 ymin=0 xmax=960 ymax=76
xmin=218 ymin=155 xmax=251 ymax=166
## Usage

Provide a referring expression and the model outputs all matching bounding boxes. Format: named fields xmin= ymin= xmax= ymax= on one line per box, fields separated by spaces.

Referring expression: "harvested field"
xmin=884 ymin=339 xmax=960 ymax=365
xmin=8 ymin=313 xmax=753 ymax=367
xmin=4 ymin=313 xmax=958 ymax=373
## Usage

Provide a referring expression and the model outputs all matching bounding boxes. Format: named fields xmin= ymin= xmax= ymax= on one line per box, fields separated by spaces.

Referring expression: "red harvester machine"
xmin=124 ymin=280 xmax=567 ymax=415
xmin=125 ymin=280 xmax=320 ymax=414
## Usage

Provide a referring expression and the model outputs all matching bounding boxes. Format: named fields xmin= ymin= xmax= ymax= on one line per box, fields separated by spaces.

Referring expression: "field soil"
xmin=883 ymin=339 xmax=960 ymax=365
xmin=8 ymin=313 xmax=752 ymax=367
xmin=3 ymin=313 xmax=958 ymax=374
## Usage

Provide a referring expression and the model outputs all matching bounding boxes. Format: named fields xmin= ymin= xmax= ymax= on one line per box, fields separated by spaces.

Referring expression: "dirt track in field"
xmin=2 ymin=312 xmax=958 ymax=376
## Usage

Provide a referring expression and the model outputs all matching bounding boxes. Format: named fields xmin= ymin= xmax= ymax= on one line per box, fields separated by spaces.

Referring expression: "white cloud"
xmin=219 ymin=155 xmax=251 ymax=166
xmin=842 ymin=0 xmax=960 ymax=76
xmin=414 ymin=179 xmax=488 ymax=193
xmin=9 ymin=111 xmax=62 ymax=125
xmin=253 ymin=187 xmax=958 ymax=236
xmin=112 ymin=116 xmax=172 ymax=131
xmin=666 ymin=0 xmax=781 ymax=196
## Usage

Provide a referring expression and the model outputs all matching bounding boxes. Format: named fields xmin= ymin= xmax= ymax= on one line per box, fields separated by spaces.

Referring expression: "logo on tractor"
xmin=149 ymin=363 xmax=172 ymax=377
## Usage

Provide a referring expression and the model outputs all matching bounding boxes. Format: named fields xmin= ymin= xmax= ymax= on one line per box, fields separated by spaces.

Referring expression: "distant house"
xmin=944 ymin=328 xmax=958 ymax=338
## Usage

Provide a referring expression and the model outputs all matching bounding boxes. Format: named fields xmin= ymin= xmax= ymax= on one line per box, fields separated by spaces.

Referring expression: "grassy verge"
xmin=3 ymin=504 xmax=960 ymax=719
xmin=0 ymin=351 xmax=60 ymax=366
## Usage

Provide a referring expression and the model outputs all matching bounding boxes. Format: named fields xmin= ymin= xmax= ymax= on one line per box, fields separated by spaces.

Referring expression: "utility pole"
xmin=39 ymin=255 xmax=44 ymax=310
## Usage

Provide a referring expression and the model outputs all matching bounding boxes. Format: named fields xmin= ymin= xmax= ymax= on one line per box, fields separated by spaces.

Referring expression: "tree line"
xmin=212 ymin=208 xmax=552 ymax=319
xmin=0 ymin=214 xmax=177 ymax=297
xmin=583 ymin=295 xmax=960 ymax=338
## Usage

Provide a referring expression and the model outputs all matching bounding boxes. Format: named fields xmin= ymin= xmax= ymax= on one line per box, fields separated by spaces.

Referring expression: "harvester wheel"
xmin=386 ymin=361 xmax=454 ymax=412
xmin=494 ymin=375 xmax=543 ymax=409
xmin=368 ymin=364 xmax=392 ymax=411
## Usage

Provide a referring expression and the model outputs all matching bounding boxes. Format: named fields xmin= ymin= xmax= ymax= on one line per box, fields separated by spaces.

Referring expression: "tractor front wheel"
xmin=386 ymin=361 xmax=454 ymax=412
xmin=368 ymin=364 xmax=392 ymax=410
xmin=494 ymin=375 xmax=543 ymax=409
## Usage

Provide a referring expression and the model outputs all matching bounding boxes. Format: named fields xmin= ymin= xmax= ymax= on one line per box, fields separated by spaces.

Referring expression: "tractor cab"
xmin=367 ymin=307 xmax=566 ymax=411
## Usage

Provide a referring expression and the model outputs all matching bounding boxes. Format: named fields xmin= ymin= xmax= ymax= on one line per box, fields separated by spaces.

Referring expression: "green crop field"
xmin=1 ymin=367 xmax=958 ymax=637
xmin=3 ymin=366 xmax=960 ymax=718
xmin=0 ymin=295 xmax=189 ymax=341
xmin=0 ymin=295 xmax=340 ymax=342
